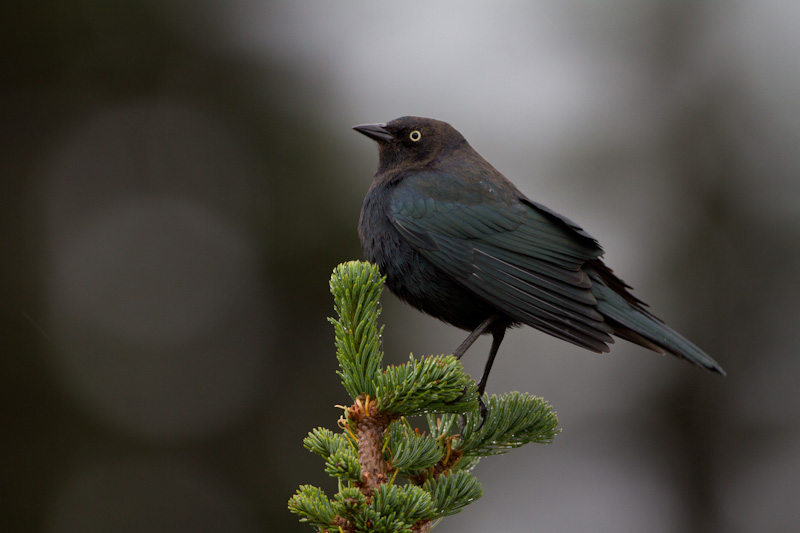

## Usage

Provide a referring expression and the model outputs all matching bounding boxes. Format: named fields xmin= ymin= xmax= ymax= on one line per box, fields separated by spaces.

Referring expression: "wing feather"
xmin=389 ymin=172 xmax=614 ymax=351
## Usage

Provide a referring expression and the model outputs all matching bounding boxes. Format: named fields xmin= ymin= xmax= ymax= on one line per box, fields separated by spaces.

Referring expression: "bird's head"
xmin=353 ymin=116 xmax=468 ymax=173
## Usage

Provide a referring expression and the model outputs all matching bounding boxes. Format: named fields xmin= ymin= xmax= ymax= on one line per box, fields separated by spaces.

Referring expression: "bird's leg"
xmin=447 ymin=317 xmax=495 ymax=413
xmin=453 ymin=317 xmax=494 ymax=359
xmin=474 ymin=326 xmax=506 ymax=425
xmin=450 ymin=318 xmax=505 ymax=429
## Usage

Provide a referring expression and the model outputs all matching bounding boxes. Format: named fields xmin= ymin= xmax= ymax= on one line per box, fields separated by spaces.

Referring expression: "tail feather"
xmin=587 ymin=263 xmax=725 ymax=376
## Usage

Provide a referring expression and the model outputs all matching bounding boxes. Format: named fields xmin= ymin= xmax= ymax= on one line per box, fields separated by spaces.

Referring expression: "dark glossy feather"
xmin=389 ymin=174 xmax=615 ymax=353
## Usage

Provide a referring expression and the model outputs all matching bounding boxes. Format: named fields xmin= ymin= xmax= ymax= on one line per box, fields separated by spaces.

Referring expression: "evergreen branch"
xmin=375 ymin=354 xmax=478 ymax=415
xmin=304 ymin=427 xmax=350 ymax=459
xmin=385 ymin=419 xmax=443 ymax=474
xmin=424 ymin=470 xmax=483 ymax=517
xmin=351 ymin=507 xmax=408 ymax=533
xmin=288 ymin=485 xmax=335 ymax=528
xmin=331 ymin=486 xmax=367 ymax=519
xmin=304 ymin=427 xmax=362 ymax=482
xmin=329 ymin=261 xmax=385 ymax=400
xmin=325 ymin=447 xmax=362 ymax=482
xmin=290 ymin=261 xmax=561 ymax=532
xmin=370 ymin=484 xmax=437 ymax=525
xmin=456 ymin=391 xmax=560 ymax=457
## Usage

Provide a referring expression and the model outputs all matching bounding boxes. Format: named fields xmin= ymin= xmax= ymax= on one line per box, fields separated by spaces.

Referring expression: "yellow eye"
xmin=409 ymin=130 xmax=421 ymax=142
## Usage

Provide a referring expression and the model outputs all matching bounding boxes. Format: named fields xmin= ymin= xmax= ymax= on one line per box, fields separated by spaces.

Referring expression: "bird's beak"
xmin=353 ymin=123 xmax=394 ymax=143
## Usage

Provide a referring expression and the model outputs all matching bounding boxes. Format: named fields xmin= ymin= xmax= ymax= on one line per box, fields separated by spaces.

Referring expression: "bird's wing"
xmin=388 ymin=171 xmax=615 ymax=352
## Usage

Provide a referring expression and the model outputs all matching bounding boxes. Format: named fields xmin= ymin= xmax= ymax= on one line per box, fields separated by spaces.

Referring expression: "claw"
xmin=476 ymin=396 xmax=488 ymax=430
xmin=445 ymin=385 xmax=470 ymax=405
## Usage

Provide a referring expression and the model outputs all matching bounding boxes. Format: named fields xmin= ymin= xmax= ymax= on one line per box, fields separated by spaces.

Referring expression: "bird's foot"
xmin=455 ymin=396 xmax=488 ymax=433
xmin=445 ymin=385 xmax=469 ymax=405
xmin=476 ymin=395 xmax=488 ymax=430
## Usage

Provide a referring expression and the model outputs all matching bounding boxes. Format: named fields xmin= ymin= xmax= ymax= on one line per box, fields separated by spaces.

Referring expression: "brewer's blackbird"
xmin=354 ymin=116 xmax=724 ymax=412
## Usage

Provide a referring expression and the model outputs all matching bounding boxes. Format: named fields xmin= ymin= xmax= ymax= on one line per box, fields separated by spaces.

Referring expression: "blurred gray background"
xmin=2 ymin=1 xmax=799 ymax=532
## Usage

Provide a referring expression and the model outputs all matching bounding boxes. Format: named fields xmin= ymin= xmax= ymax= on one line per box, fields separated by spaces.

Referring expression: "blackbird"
xmin=354 ymin=116 xmax=724 ymax=413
